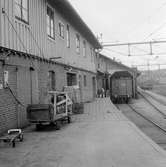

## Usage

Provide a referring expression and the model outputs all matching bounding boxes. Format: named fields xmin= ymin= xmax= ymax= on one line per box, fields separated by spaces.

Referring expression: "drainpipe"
xmin=15 ymin=67 xmax=20 ymax=128
xmin=30 ymin=67 xmax=35 ymax=104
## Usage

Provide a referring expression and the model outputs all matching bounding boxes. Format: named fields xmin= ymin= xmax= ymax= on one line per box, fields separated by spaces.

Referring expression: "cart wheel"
xmin=56 ymin=121 xmax=61 ymax=130
xmin=20 ymin=134 xmax=23 ymax=142
xmin=3 ymin=139 xmax=8 ymax=143
xmin=50 ymin=122 xmax=55 ymax=127
xmin=12 ymin=141 xmax=15 ymax=148
xmin=68 ymin=116 xmax=71 ymax=124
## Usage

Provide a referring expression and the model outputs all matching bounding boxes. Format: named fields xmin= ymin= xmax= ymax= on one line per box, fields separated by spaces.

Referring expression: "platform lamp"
xmin=49 ymin=57 xmax=62 ymax=61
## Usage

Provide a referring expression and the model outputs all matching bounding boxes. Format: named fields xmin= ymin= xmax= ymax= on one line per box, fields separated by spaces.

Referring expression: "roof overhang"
xmin=108 ymin=69 xmax=123 ymax=75
xmin=97 ymin=70 xmax=105 ymax=75
xmin=99 ymin=54 xmax=140 ymax=76
xmin=109 ymin=70 xmax=133 ymax=78
xmin=49 ymin=0 xmax=102 ymax=49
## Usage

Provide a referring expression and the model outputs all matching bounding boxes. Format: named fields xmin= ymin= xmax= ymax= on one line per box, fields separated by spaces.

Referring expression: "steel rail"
xmin=142 ymin=91 xmax=166 ymax=106
xmin=127 ymin=104 xmax=166 ymax=134
xmin=138 ymin=91 xmax=166 ymax=118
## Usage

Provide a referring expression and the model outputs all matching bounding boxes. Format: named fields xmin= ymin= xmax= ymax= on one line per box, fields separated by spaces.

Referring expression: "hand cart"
xmin=0 ymin=129 xmax=23 ymax=148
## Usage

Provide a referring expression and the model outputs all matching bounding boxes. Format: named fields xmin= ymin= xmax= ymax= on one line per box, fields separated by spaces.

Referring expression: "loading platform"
xmin=0 ymin=98 xmax=166 ymax=167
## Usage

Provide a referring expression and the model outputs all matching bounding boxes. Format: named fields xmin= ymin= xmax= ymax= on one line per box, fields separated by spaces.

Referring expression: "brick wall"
xmin=0 ymin=62 xmax=18 ymax=134
xmin=38 ymin=61 xmax=66 ymax=104
xmin=0 ymin=54 xmax=38 ymax=134
xmin=0 ymin=53 xmax=96 ymax=134
xmin=81 ymin=71 xmax=96 ymax=102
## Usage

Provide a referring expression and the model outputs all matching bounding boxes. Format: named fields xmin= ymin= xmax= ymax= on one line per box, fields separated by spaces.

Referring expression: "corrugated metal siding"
xmin=112 ymin=78 xmax=133 ymax=96
xmin=0 ymin=0 xmax=96 ymax=72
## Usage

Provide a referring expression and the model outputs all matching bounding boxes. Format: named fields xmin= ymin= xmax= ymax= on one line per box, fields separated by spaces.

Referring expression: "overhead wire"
xmin=3 ymin=9 xmax=29 ymax=54
xmin=104 ymin=44 xmax=153 ymax=57
xmin=3 ymin=9 xmax=35 ymax=68
xmin=133 ymin=45 xmax=149 ymax=54
xmin=104 ymin=47 xmax=128 ymax=56
xmin=102 ymin=2 xmax=166 ymax=59
xmin=3 ymin=8 xmax=46 ymax=69
xmin=28 ymin=29 xmax=45 ymax=58
xmin=7 ymin=83 xmax=25 ymax=107
xmin=143 ymin=21 xmax=166 ymax=41
xmin=127 ymin=2 xmax=166 ymax=39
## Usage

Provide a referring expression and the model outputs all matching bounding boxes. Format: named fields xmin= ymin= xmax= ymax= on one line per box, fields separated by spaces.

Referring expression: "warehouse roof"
xmin=50 ymin=0 xmax=102 ymax=49
xmin=110 ymin=70 xmax=133 ymax=78
xmin=99 ymin=53 xmax=139 ymax=75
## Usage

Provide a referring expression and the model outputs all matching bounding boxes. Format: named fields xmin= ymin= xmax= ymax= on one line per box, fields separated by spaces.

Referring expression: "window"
xmin=98 ymin=62 xmax=100 ymax=69
xmin=4 ymin=71 xmax=9 ymax=88
xmin=66 ymin=24 xmax=70 ymax=48
xmin=102 ymin=79 xmax=105 ymax=89
xmin=47 ymin=6 xmax=54 ymax=39
xmin=84 ymin=75 xmax=87 ymax=87
xmin=83 ymin=40 xmax=86 ymax=57
xmin=59 ymin=22 xmax=64 ymax=38
xmin=48 ymin=71 xmax=55 ymax=90
xmin=76 ymin=34 xmax=80 ymax=53
xmin=67 ymin=73 xmax=77 ymax=86
xmin=15 ymin=0 xmax=29 ymax=23
xmin=90 ymin=47 xmax=94 ymax=61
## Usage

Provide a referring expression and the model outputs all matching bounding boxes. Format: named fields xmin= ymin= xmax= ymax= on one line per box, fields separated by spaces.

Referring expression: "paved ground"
xmin=0 ymin=98 xmax=166 ymax=167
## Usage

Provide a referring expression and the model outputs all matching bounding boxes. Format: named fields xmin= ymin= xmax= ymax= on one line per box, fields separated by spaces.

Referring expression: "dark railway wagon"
xmin=110 ymin=71 xmax=133 ymax=103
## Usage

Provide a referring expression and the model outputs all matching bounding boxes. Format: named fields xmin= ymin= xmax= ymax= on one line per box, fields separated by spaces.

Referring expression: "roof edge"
xmin=50 ymin=0 xmax=102 ymax=49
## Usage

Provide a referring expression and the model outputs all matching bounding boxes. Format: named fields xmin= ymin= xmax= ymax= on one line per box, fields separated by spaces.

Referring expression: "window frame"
xmin=47 ymin=5 xmax=55 ymax=39
xmin=66 ymin=24 xmax=70 ymax=48
xmin=90 ymin=47 xmax=94 ymax=62
xmin=58 ymin=21 xmax=65 ymax=39
xmin=76 ymin=34 xmax=80 ymax=54
xmin=67 ymin=73 xmax=77 ymax=86
xmin=83 ymin=40 xmax=86 ymax=57
xmin=84 ymin=75 xmax=87 ymax=87
xmin=48 ymin=71 xmax=56 ymax=91
xmin=15 ymin=0 xmax=29 ymax=24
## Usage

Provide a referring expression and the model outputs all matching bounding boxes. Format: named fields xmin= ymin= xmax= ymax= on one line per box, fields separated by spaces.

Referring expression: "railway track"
xmin=117 ymin=103 xmax=166 ymax=150
xmin=138 ymin=90 xmax=166 ymax=118
xmin=140 ymin=90 xmax=166 ymax=106
xmin=127 ymin=104 xmax=166 ymax=133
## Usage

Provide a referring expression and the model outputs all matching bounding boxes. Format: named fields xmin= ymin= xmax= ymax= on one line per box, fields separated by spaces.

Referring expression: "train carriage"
xmin=110 ymin=71 xmax=133 ymax=103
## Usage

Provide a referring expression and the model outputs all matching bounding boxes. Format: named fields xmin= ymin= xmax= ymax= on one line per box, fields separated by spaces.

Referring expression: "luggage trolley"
xmin=0 ymin=129 xmax=23 ymax=148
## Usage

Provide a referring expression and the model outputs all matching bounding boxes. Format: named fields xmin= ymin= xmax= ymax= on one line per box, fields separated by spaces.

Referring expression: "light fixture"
xmin=49 ymin=57 xmax=62 ymax=60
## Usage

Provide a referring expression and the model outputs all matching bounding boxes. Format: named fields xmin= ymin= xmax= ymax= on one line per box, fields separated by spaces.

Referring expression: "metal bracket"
xmin=2 ymin=8 xmax=5 ymax=14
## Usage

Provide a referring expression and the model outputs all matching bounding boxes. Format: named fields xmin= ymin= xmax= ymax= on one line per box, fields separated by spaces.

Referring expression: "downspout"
xmin=30 ymin=67 xmax=35 ymax=104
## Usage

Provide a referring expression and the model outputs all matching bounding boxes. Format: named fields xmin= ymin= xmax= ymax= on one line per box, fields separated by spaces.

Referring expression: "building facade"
xmin=0 ymin=0 xmax=101 ymax=134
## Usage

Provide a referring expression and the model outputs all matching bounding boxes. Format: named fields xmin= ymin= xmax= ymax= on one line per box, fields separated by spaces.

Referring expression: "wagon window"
xmin=15 ymin=0 xmax=29 ymax=23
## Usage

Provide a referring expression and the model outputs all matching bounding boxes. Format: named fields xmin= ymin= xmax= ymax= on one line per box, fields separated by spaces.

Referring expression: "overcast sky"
xmin=69 ymin=0 xmax=166 ymax=70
